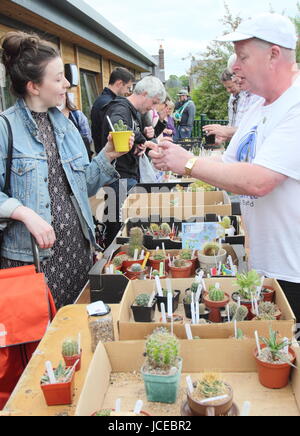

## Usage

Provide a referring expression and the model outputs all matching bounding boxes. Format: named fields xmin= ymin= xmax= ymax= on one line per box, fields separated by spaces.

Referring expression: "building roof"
xmin=9 ymin=0 xmax=157 ymax=71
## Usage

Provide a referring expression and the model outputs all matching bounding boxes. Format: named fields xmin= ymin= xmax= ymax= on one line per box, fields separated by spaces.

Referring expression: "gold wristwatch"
xmin=184 ymin=157 xmax=198 ymax=176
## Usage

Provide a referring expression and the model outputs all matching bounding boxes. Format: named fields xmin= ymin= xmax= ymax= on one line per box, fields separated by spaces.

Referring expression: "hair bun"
xmin=1 ymin=31 xmax=39 ymax=67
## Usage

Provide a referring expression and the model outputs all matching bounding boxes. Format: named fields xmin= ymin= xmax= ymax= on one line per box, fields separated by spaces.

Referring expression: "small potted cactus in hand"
xmin=141 ymin=328 xmax=182 ymax=404
xmin=110 ymin=119 xmax=132 ymax=152
xmin=40 ymin=362 xmax=76 ymax=406
xmin=254 ymin=327 xmax=296 ymax=389
xmin=198 ymin=242 xmax=227 ymax=274
xmin=126 ymin=263 xmax=147 ymax=280
xmin=170 ymin=258 xmax=192 ymax=279
xmin=62 ymin=338 xmax=82 ymax=371
xmin=131 ymin=293 xmax=157 ymax=323
xmin=186 ymin=373 xmax=234 ymax=416
xmin=122 ymin=227 xmax=144 ymax=272
xmin=203 ymin=284 xmax=230 ymax=323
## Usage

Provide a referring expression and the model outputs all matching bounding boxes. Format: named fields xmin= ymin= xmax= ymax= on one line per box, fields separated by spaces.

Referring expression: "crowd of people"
xmin=0 ymin=12 xmax=300 ymax=323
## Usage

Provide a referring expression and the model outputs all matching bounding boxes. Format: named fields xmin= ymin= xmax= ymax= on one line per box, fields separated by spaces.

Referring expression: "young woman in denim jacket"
xmin=0 ymin=32 xmax=133 ymax=308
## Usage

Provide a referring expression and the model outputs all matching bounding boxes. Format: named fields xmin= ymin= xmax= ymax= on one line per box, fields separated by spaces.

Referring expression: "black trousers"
xmin=278 ymin=280 xmax=300 ymax=325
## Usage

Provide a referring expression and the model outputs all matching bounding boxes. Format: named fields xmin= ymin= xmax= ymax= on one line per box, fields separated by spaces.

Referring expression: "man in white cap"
xmin=150 ymin=13 xmax=300 ymax=322
xmin=174 ymin=89 xmax=196 ymax=139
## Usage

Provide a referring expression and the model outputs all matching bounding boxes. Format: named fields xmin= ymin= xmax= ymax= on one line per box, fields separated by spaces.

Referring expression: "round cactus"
xmin=202 ymin=242 xmax=222 ymax=257
xmin=258 ymin=302 xmax=278 ymax=316
xmin=130 ymin=263 xmax=143 ymax=272
xmin=62 ymin=338 xmax=79 ymax=357
xmin=145 ymin=328 xmax=179 ymax=370
xmin=150 ymin=223 xmax=160 ymax=233
xmin=173 ymin=259 xmax=188 ymax=268
xmin=208 ymin=286 xmax=225 ymax=302
xmin=190 ymin=282 xmax=201 ymax=294
xmin=220 ymin=216 xmax=232 ymax=229
xmin=153 ymin=250 xmax=166 ymax=260
xmin=135 ymin=294 xmax=151 ymax=307
xmin=160 ymin=223 xmax=172 ymax=235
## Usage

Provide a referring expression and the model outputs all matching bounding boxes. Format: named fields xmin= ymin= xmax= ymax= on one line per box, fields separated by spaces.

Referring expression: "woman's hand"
xmin=103 ymin=133 xmax=135 ymax=162
xmin=11 ymin=206 xmax=56 ymax=250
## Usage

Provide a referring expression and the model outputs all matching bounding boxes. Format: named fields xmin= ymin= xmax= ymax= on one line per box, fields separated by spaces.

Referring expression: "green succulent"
xmin=180 ymin=249 xmax=193 ymax=260
xmin=190 ymin=281 xmax=201 ymax=294
xmin=153 ymin=250 xmax=166 ymax=261
xmin=113 ymin=254 xmax=128 ymax=267
xmin=220 ymin=216 xmax=232 ymax=230
xmin=135 ymin=294 xmax=151 ymax=307
xmin=236 ymin=270 xmax=261 ymax=300
xmin=113 ymin=120 xmax=129 ymax=131
xmin=150 ymin=223 xmax=160 ymax=233
xmin=231 ymin=304 xmax=248 ymax=322
xmin=259 ymin=328 xmax=294 ymax=366
xmin=145 ymin=328 xmax=180 ymax=370
xmin=160 ymin=223 xmax=172 ymax=235
xmin=195 ymin=373 xmax=227 ymax=399
xmin=202 ymin=242 xmax=221 ymax=257
xmin=236 ymin=328 xmax=245 ymax=340
xmin=41 ymin=362 xmax=71 ymax=385
xmin=173 ymin=259 xmax=189 ymax=268
xmin=62 ymin=338 xmax=79 ymax=357
xmin=128 ymin=227 xmax=144 ymax=258
xmin=258 ymin=302 xmax=278 ymax=317
xmin=208 ymin=285 xmax=225 ymax=302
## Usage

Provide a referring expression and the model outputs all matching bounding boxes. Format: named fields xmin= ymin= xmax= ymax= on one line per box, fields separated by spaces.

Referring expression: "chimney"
xmin=159 ymin=44 xmax=165 ymax=70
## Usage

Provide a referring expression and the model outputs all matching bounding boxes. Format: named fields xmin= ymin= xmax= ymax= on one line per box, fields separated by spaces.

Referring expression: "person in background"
xmin=91 ymin=67 xmax=135 ymax=153
xmin=149 ymin=13 xmax=300 ymax=323
xmin=174 ymin=89 xmax=196 ymax=139
xmin=163 ymin=100 xmax=176 ymax=138
xmin=0 ymin=31 xmax=134 ymax=309
xmin=59 ymin=91 xmax=93 ymax=160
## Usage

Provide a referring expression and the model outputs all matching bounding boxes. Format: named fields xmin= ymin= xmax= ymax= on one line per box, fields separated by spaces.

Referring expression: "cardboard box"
xmin=118 ymin=278 xmax=295 ymax=340
xmin=122 ymin=191 xmax=232 ymax=221
xmin=117 ymin=216 xmax=245 ymax=247
xmin=75 ymin=340 xmax=300 ymax=416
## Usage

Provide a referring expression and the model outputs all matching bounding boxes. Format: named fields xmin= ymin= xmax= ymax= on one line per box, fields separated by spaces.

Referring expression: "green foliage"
xmin=160 ymin=223 xmax=172 ymax=236
xmin=113 ymin=120 xmax=129 ymax=131
xmin=259 ymin=328 xmax=294 ymax=365
xmin=236 ymin=270 xmax=261 ymax=300
xmin=180 ymin=249 xmax=193 ymax=260
xmin=95 ymin=409 xmax=112 ymax=416
xmin=150 ymin=223 xmax=160 ymax=233
xmin=220 ymin=216 xmax=232 ymax=229
xmin=153 ymin=250 xmax=166 ymax=261
xmin=145 ymin=328 xmax=180 ymax=370
xmin=113 ymin=254 xmax=128 ymax=267
xmin=190 ymin=281 xmax=201 ymax=294
xmin=62 ymin=338 xmax=79 ymax=357
xmin=41 ymin=362 xmax=71 ymax=385
xmin=173 ymin=259 xmax=189 ymax=268
xmin=135 ymin=293 xmax=151 ymax=307
xmin=188 ymin=180 xmax=215 ymax=192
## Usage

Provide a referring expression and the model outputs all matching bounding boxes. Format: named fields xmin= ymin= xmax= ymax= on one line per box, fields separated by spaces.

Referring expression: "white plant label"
xmin=133 ymin=400 xmax=143 ymax=415
xmin=155 ymin=276 xmax=163 ymax=297
xmin=45 ymin=361 xmax=56 ymax=384
xmin=186 ymin=376 xmax=194 ymax=394
xmin=167 ymin=292 xmax=173 ymax=318
xmin=161 ymin=303 xmax=167 ymax=323
xmin=185 ymin=324 xmax=193 ymax=340
xmin=115 ymin=398 xmax=121 ymax=413
xmin=148 ymin=291 xmax=156 ymax=307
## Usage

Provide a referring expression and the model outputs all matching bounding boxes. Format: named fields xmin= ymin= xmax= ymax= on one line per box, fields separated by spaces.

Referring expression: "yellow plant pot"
xmin=111 ymin=131 xmax=132 ymax=152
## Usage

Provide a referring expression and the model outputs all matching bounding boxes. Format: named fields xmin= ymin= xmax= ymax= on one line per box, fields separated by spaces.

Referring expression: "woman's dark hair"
xmin=109 ymin=67 xmax=135 ymax=85
xmin=1 ymin=31 xmax=60 ymax=97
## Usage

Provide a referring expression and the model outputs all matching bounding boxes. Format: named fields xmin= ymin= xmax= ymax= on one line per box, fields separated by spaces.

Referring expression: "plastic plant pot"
xmin=183 ymin=302 xmax=210 ymax=321
xmin=41 ymin=368 xmax=75 ymax=406
xmin=131 ymin=299 xmax=157 ymax=323
xmin=156 ymin=291 xmax=181 ymax=313
xmin=111 ymin=131 xmax=132 ymax=152
xmin=141 ymin=358 xmax=182 ymax=404
xmin=187 ymin=383 xmax=233 ymax=416
xmin=262 ymin=286 xmax=276 ymax=303
xmin=254 ymin=345 xmax=296 ymax=389
xmin=63 ymin=350 xmax=82 ymax=372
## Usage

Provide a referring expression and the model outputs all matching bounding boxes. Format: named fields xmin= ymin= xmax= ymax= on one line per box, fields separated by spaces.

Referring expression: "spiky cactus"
xmin=160 ymin=223 xmax=172 ymax=236
xmin=128 ymin=227 xmax=144 ymax=258
xmin=195 ymin=373 xmax=227 ymax=399
xmin=150 ymin=223 xmax=160 ymax=234
xmin=232 ymin=305 xmax=248 ymax=322
xmin=41 ymin=362 xmax=72 ymax=385
xmin=220 ymin=216 xmax=231 ymax=230
xmin=135 ymin=294 xmax=151 ymax=307
xmin=145 ymin=328 xmax=179 ymax=371
xmin=153 ymin=250 xmax=166 ymax=260
xmin=258 ymin=302 xmax=278 ymax=317
xmin=173 ymin=259 xmax=188 ymax=268
xmin=113 ymin=254 xmax=128 ymax=267
xmin=130 ymin=263 xmax=143 ymax=272
xmin=190 ymin=281 xmax=201 ymax=294
xmin=208 ymin=285 xmax=225 ymax=302
xmin=113 ymin=120 xmax=129 ymax=131
xmin=202 ymin=242 xmax=221 ymax=257
xmin=62 ymin=338 xmax=79 ymax=357
xmin=180 ymin=249 xmax=193 ymax=260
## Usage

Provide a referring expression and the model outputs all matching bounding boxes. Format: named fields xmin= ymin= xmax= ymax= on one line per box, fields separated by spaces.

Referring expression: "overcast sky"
xmin=83 ymin=0 xmax=299 ymax=78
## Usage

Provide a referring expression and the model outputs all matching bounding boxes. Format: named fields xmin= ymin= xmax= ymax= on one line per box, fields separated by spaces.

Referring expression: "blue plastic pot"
xmin=141 ymin=358 xmax=182 ymax=404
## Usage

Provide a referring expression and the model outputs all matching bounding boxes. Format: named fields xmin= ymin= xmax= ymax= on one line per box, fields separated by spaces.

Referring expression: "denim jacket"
xmin=0 ymin=99 xmax=119 ymax=262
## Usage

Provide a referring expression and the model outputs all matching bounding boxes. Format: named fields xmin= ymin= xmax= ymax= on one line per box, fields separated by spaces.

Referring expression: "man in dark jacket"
xmin=102 ymin=75 xmax=166 ymax=247
xmin=175 ymin=89 xmax=196 ymax=139
xmin=91 ymin=67 xmax=135 ymax=153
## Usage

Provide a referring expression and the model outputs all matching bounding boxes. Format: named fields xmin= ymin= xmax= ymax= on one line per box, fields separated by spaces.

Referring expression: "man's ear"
xmin=26 ymin=81 xmax=40 ymax=96
xmin=270 ymin=45 xmax=281 ymax=61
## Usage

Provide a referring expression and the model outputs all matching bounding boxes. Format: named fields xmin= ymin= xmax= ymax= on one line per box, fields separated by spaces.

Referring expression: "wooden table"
xmin=3 ymin=304 xmax=120 ymax=416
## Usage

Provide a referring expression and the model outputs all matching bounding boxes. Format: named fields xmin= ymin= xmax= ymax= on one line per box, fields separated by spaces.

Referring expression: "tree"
xmin=290 ymin=2 xmax=300 ymax=63
xmin=165 ymin=74 xmax=189 ymax=102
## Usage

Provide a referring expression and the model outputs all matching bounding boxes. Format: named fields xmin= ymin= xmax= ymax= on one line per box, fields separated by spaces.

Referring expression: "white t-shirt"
xmin=223 ymin=83 xmax=300 ymax=283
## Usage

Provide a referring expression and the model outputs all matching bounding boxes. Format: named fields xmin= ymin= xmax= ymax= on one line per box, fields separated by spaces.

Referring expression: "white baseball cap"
xmin=217 ymin=13 xmax=298 ymax=50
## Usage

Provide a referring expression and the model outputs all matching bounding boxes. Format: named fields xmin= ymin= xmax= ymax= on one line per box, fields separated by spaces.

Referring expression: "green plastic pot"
xmin=141 ymin=358 xmax=182 ymax=404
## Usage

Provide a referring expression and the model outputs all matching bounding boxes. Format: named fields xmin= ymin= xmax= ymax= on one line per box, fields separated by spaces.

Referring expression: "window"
xmin=0 ymin=52 xmax=16 ymax=112
xmin=80 ymin=70 xmax=99 ymax=121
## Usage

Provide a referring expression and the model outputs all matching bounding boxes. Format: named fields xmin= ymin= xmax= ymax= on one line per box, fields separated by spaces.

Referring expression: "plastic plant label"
xmin=186 ymin=376 xmax=194 ymax=394
xmin=155 ymin=276 xmax=163 ymax=297
xmin=200 ymin=395 xmax=228 ymax=405
xmin=115 ymin=398 xmax=121 ymax=413
xmin=241 ymin=401 xmax=251 ymax=417
xmin=167 ymin=292 xmax=173 ymax=317
xmin=195 ymin=284 xmax=202 ymax=303
xmin=148 ymin=291 xmax=156 ymax=307
xmin=255 ymin=331 xmax=261 ymax=355
xmin=133 ymin=400 xmax=143 ymax=415
xmin=185 ymin=324 xmax=193 ymax=340
xmin=161 ymin=303 xmax=167 ymax=323
xmin=45 ymin=361 xmax=56 ymax=384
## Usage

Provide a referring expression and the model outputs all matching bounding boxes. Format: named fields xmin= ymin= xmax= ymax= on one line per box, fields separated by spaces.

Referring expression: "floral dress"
xmin=1 ymin=112 xmax=92 ymax=309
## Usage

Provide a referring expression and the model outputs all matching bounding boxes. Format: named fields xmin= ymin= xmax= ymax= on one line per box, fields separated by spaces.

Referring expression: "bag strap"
xmin=0 ymin=114 xmax=13 ymax=195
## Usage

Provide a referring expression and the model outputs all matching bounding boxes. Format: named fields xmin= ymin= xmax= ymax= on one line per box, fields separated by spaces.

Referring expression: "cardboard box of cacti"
xmin=121 ymin=191 xmax=232 ymax=221
xmin=75 ymin=339 xmax=300 ymax=416
xmin=117 ymin=277 xmax=295 ymax=341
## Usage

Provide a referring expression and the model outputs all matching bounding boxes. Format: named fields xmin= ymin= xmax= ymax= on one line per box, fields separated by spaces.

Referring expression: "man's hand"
xmin=148 ymin=141 xmax=193 ymax=175
xmin=144 ymin=126 xmax=155 ymax=139
xmin=203 ymin=124 xmax=236 ymax=140
xmin=103 ymin=133 xmax=135 ymax=162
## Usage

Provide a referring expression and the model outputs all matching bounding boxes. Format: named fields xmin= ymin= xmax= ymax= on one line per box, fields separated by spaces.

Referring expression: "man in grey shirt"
xmin=175 ymin=90 xmax=196 ymax=139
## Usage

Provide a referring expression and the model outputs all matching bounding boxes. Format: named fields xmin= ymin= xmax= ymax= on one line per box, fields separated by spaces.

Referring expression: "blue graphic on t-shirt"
xmin=236 ymin=126 xmax=258 ymax=163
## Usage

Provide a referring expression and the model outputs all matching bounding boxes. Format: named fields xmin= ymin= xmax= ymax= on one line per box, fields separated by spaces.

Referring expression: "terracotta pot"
xmin=122 ymin=259 xmax=144 ymax=273
xmin=63 ymin=350 xmax=82 ymax=372
xmin=149 ymin=258 xmax=170 ymax=274
xmin=250 ymin=308 xmax=282 ymax=321
xmin=262 ymin=286 xmax=275 ymax=303
xmin=146 ymin=274 xmax=168 ymax=280
xmin=203 ymin=292 xmax=230 ymax=323
xmin=178 ymin=257 xmax=198 ymax=275
xmin=187 ymin=383 xmax=233 ymax=416
xmin=170 ymin=262 xmax=192 ymax=279
xmin=254 ymin=345 xmax=296 ymax=389
xmin=41 ymin=368 xmax=75 ymax=406
xmin=126 ymin=267 xmax=147 ymax=280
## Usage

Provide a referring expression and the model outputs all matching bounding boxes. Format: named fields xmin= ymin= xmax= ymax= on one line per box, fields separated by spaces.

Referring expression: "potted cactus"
xmin=126 ymin=263 xmax=147 ymax=280
xmin=254 ymin=328 xmax=296 ymax=389
xmin=183 ymin=297 xmax=210 ymax=321
xmin=146 ymin=269 xmax=167 ymax=280
xmin=203 ymin=285 xmax=230 ymax=323
xmin=156 ymin=288 xmax=181 ymax=313
xmin=179 ymin=249 xmax=198 ymax=275
xmin=251 ymin=301 xmax=282 ymax=321
xmin=232 ymin=270 xmax=263 ymax=318
xmin=40 ymin=362 xmax=76 ymax=406
xmin=131 ymin=293 xmax=157 ymax=323
xmin=160 ymin=223 xmax=172 ymax=238
xmin=110 ymin=120 xmax=132 ymax=152
xmin=62 ymin=338 xmax=82 ymax=372
xmin=122 ymin=227 xmax=145 ymax=272
xmin=149 ymin=250 xmax=169 ymax=274
xmin=198 ymin=242 xmax=227 ymax=274
xmin=221 ymin=302 xmax=248 ymax=323
xmin=185 ymin=373 xmax=234 ymax=416
xmin=219 ymin=216 xmax=235 ymax=236
xmin=169 ymin=259 xmax=192 ymax=279
xmin=141 ymin=328 xmax=182 ymax=404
